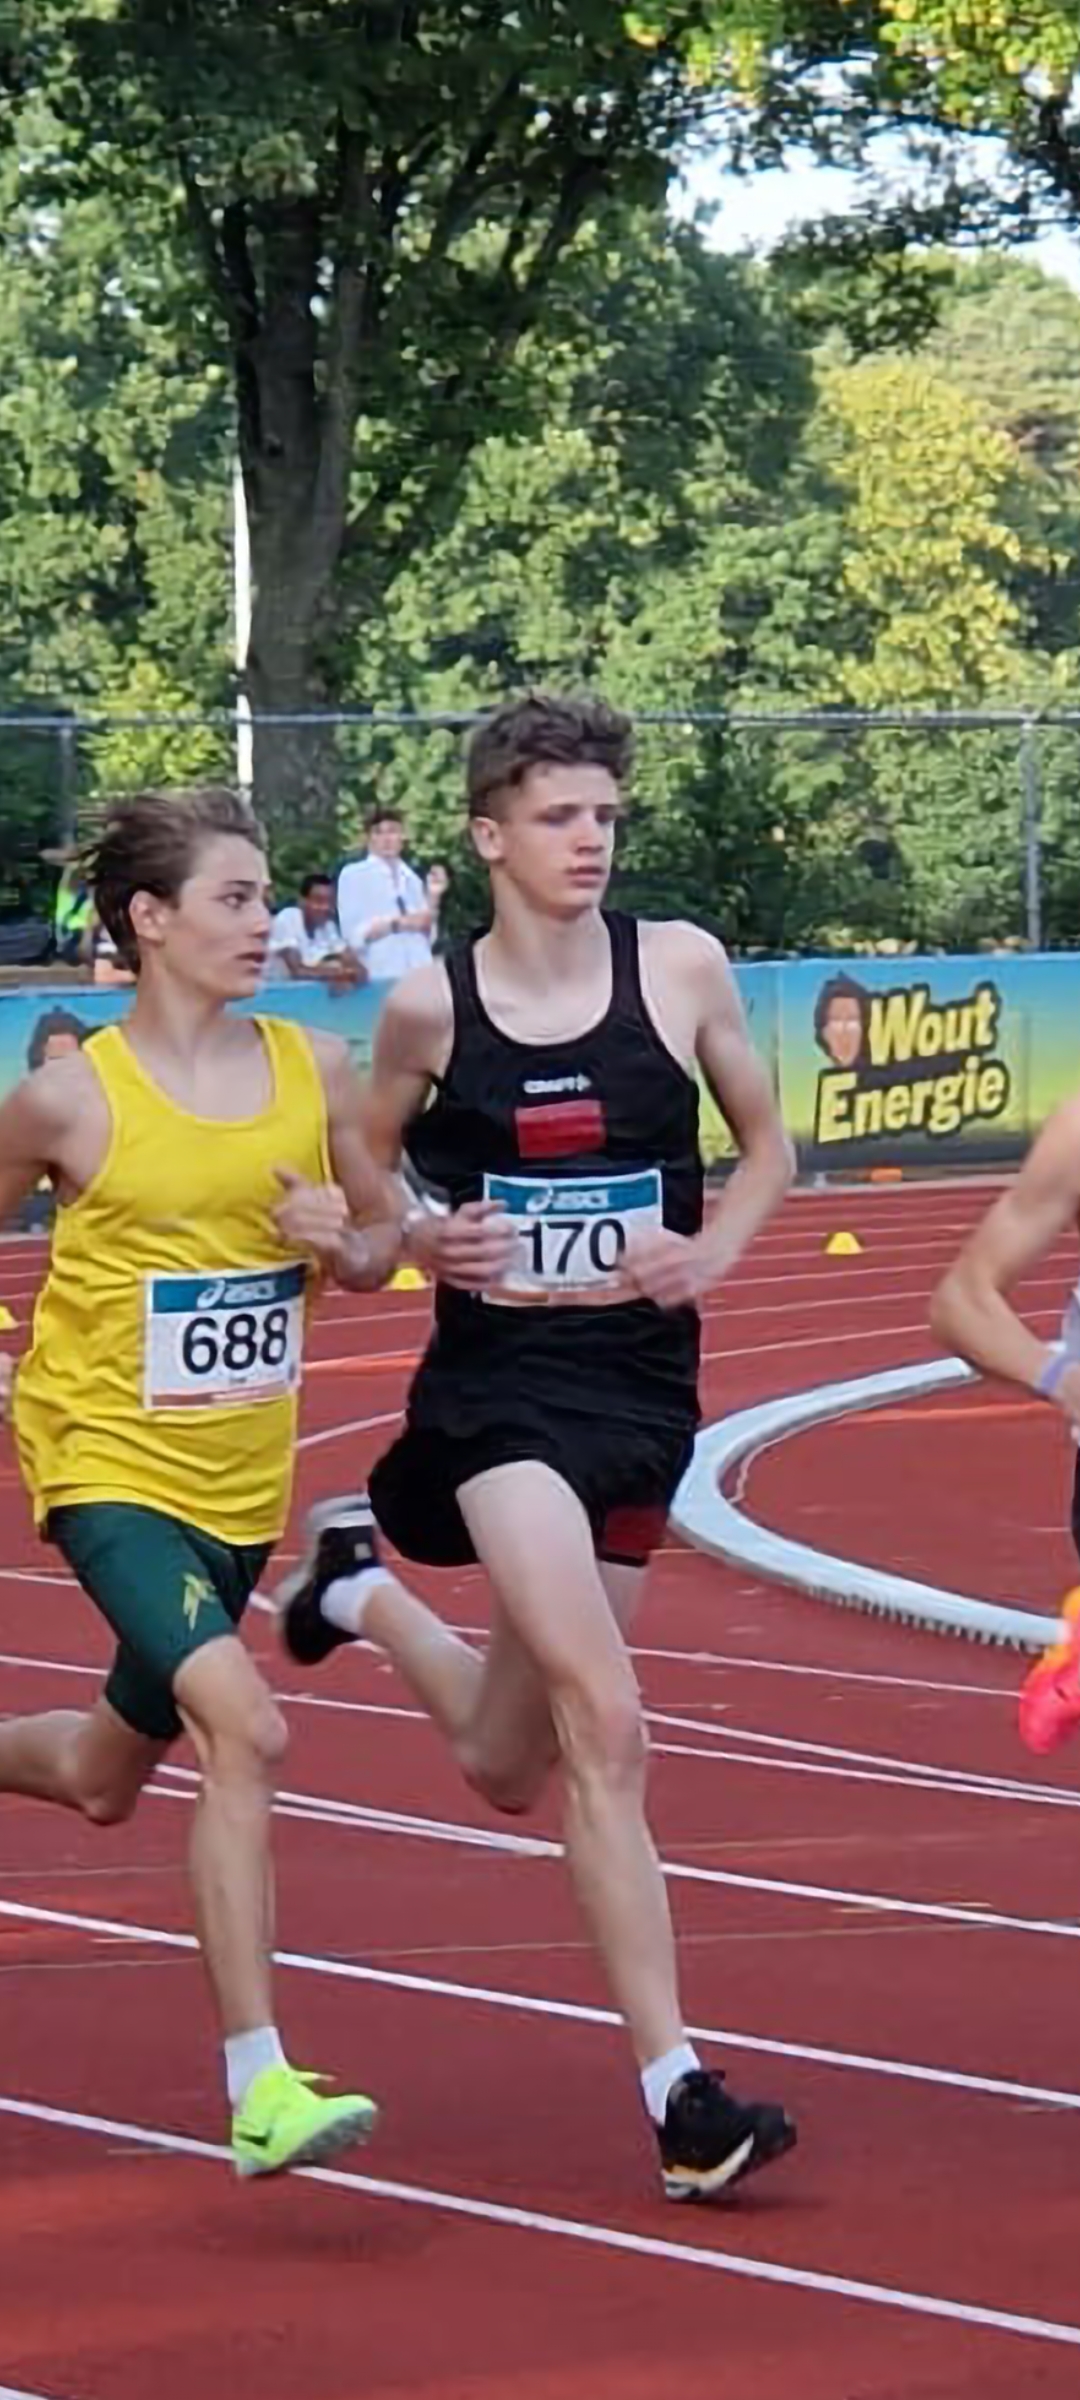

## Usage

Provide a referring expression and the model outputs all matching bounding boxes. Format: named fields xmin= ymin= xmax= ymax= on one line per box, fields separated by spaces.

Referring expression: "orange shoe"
xmin=1019 ymin=1590 xmax=1080 ymax=1755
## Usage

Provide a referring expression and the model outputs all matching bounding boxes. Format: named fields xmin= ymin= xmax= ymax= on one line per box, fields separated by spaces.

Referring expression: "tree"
xmin=0 ymin=126 xmax=234 ymax=910
xmin=924 ymin=256 xmax=1080 ymax=658
xmin=2 ymin=2 xmax=724 ymax=832
xmin=319 ymin=209 xmax=837 ymax=947
xmin=820 ymin=352 xmax=1035 ymax=704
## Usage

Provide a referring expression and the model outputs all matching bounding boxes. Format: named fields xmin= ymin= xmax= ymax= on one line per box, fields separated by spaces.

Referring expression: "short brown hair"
xmin=465 ymin=693 xmax=634 ymax=819
xmin=87 ymin=785 xmax=265 ymax=971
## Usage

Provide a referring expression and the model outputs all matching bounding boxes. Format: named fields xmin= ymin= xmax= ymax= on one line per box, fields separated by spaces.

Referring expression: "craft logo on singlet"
xmin=812 ymin=972 xmax=1011 ymax=1148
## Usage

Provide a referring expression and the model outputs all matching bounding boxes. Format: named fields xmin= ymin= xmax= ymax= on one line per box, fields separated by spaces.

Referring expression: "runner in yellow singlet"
xmin=0 ymin=784 xmax=399 ymax=2177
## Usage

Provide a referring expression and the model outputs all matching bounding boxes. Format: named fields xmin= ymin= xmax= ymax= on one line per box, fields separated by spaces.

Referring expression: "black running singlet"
xmin=403 ymin=913 xmax=704 ymax=1436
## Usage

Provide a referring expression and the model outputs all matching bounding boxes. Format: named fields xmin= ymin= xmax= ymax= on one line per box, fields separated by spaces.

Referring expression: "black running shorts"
xmin=369 ymin=1411 xmax=696 ymax=1572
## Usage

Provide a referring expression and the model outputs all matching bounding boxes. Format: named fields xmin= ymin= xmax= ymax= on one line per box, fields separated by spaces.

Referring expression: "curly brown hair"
xmin=87 ymin=786 xmax=265 ymax=971
xmin=465 ymin=692 xmax=634 ymax=821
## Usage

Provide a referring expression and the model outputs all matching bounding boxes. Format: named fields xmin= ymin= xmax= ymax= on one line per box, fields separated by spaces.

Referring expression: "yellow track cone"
xmin=0 ymin=1306 xmax=16 ymax=1330
xmin=824 ymin=1231 xmax=862 ymax=1258
xmin=389 ymin=1265 xmax=428 ymax=1291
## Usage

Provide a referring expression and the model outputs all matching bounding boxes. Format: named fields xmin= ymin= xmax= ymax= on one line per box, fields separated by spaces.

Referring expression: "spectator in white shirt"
xmin=337 ymin=808 xmax=446 ymax=983
xmin=268 ymin=873 xmax=363 ymax=987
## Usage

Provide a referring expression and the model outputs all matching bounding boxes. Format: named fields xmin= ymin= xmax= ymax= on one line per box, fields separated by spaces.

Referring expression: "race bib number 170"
xmin=483 ymin=1169 xmax=663 ymax=1300
xmin=143 ymin=1262 xmax=306 ymax=1409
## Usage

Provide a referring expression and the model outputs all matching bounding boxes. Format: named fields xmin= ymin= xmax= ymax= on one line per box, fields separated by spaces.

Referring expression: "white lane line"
xmin=646 ymin=1711 xmax=1078 ymax=1808
xmin=2 ymin=2090 xmax=1079 ymax=2350
xmin=306 ymin=1313 xmax=998 ymax=1375
xmin=0 ymin=1631 xmax=1023 ymax=1702
xmin=645 ymin=1650 xmax=1014 ymax=1701
xmin=296 ymin=1408 xmax=400 ymax=1452
xmin=654 ymin=1739 xmax=1080 ymax=1809
xmin=0 ymin=1650 xmax=1057 ymax=1814
xmin=7 ymin=1760 xmax=1080 ymax=1940
xmin=2 ymin=1894 xmax=1079 ymax=2117
xmin=698 ymin=1309 xmax=1058 ymax=1371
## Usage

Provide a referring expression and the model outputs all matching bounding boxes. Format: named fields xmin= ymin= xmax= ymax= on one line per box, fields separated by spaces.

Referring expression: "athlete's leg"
xmin=280 ymin=1503 xmax=647 ymax=1814
xmin=296 ymin=1551 xmax=556 ymax=1810
xmin=278 ymin=1477 xmax=794 ymax=2192
xmin=455 ymin=1556 xmax=646 ymax=1813
xmin=175 ymin=1632 xmax=378 ymax=2173
xmin=173 ymin=1633 xmax=287 ymax=2038
xmin=0 ymin=1692 xmax=166 ymax=1823
xmin=353 ymin=1576 xmax=488 ymax=1749
xmin=458 ymin=1459 xmax=680 ymax=2069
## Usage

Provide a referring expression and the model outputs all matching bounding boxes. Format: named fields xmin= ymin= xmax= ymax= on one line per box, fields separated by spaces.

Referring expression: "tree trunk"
xmin=245 ymin=610 xmax=342 ymax=863
xmin=229 ymin=191 xmax=352 ymax=857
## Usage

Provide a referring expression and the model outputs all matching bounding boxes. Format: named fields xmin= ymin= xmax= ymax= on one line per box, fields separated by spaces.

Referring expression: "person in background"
xmin=18 ymin=1009 xmax=94 ymax=1235
xmin=337 ymin=808 xmax=447 ymax=983
xmin=43 ymin=845 xmax=93 ymax=969
xmin=27 ymin=1007 xmax=92 ymax=1073
xmin=92 ymin=915 xmax=136 ymax=987
xmin=267 ymin=873 xmax=363 ymax=989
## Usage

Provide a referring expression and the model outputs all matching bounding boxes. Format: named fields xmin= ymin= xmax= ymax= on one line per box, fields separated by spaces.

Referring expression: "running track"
xmin=2 ymin=1183 xmax=1080 ymax=2400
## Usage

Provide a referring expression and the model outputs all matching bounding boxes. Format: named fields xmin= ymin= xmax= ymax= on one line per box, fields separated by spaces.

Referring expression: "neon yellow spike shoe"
xmin=231 ymin=2063 xmax=379 ymax=2179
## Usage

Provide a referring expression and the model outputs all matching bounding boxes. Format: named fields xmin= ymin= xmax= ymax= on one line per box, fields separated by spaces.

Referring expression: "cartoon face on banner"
xmin=811 ymin=973 xmax=1012 ymax=1152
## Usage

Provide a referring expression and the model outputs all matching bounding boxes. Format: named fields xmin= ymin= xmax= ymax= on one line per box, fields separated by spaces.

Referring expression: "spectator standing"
xmin=337 ymin=809 xmax=445 ymax=983
xmin=42 ymin=845 xmax=93 ymax=968
xmin=268 ymin=874 xmax=363 ymax=988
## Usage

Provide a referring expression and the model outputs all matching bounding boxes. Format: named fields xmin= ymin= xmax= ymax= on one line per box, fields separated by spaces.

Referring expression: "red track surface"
xmin=3 ymin=1183 xmax=1080 ymax=2399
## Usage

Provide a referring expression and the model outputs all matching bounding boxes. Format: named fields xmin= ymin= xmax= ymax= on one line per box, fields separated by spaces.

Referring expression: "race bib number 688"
xmin=143 ymin=1262 xmax=306 ymax=1409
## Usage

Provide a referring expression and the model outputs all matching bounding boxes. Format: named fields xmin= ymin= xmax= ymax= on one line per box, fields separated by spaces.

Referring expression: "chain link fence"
xmin=4 ymin=703 xmax=1080 ymax=959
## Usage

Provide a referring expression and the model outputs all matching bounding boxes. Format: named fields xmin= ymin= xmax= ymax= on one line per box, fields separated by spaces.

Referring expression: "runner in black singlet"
xmin=369 ymin=908 xmax=702 ymax=1571
xmin=274 ymin=692 xmax=799 ymax=2202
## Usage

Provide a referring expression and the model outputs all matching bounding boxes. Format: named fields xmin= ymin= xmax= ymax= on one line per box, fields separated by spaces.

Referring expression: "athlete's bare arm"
xmin=623 ymin=924 xmax=794 ymax=1310
xmin=0 ymin=1054 xmax=109 ymax=1222
xmin=931 ymin=1092 xmax=1080 ymax=1433
xmin=692 ymin=932 xmax=795 ymax=1271
xmin=272 ymin=1030 xmax=405 ymax=1290
xmin=0 ymin=1060 xmax=109 ymax=1419
xmin=355 ymin=967 xmax=516 ymax=1293
xmin=357 ymin=962 xmax=449 ymax=1170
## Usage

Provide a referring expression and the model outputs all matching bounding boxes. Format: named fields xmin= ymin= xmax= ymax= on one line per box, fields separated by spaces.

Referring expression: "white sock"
xmin=321 ymin=1566 xmax=390 ymax=1639
xmin=641 ymin=2041 xmax=701 ymax=2126
xmin=225 ymin=2024 xmax=287 ymax=2107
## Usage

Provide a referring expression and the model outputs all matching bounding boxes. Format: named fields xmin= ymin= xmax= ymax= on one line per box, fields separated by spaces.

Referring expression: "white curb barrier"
xmin=671 ymin=1357 xmax=1061 ymax=1653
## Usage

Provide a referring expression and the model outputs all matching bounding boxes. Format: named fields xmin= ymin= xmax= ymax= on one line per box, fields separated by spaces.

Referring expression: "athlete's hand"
xmin=619 ymin=1228 xmax=714 ymax=1311
xmin=406 ymin=1199 xmax=516 ymax=1292
xmin=273 ymin=1168 xmax=351 ymax=1262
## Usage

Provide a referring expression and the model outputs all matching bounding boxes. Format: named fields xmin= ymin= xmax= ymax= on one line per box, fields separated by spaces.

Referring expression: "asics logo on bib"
xmin=196 ymin=1276 xmax=279 ymax=1311
xmin=523 ymin=1185 xmax=614 ymax=1216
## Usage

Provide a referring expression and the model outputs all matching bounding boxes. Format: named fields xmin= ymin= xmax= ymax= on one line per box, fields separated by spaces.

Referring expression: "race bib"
xmin=143 ymin=1262 xmax=307 ymax=1409
xmin=483 ymin=1169 xmax=662 ymax=1301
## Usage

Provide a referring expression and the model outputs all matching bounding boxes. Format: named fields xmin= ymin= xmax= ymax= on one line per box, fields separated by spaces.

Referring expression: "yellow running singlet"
xmin=15 ymin=1017 xmax=330 ymax=1544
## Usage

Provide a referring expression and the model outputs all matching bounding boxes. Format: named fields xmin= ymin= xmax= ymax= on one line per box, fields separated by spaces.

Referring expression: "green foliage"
xmin=2 ymin=4 xmax=1080 ymax=949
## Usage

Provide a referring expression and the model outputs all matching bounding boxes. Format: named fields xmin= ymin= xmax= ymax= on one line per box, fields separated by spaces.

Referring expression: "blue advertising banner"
xmin=0 ymin=976 xmax=386 ymax=1101
xmin=2 ymin=950 xmax=1078 ymax=1181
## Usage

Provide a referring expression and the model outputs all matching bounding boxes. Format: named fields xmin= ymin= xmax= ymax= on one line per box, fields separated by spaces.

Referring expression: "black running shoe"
xmin=656 ymin=2069 xmax=796 ymax=2202
xmin=276 ymin=1495 xmax=382 ymax=1667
